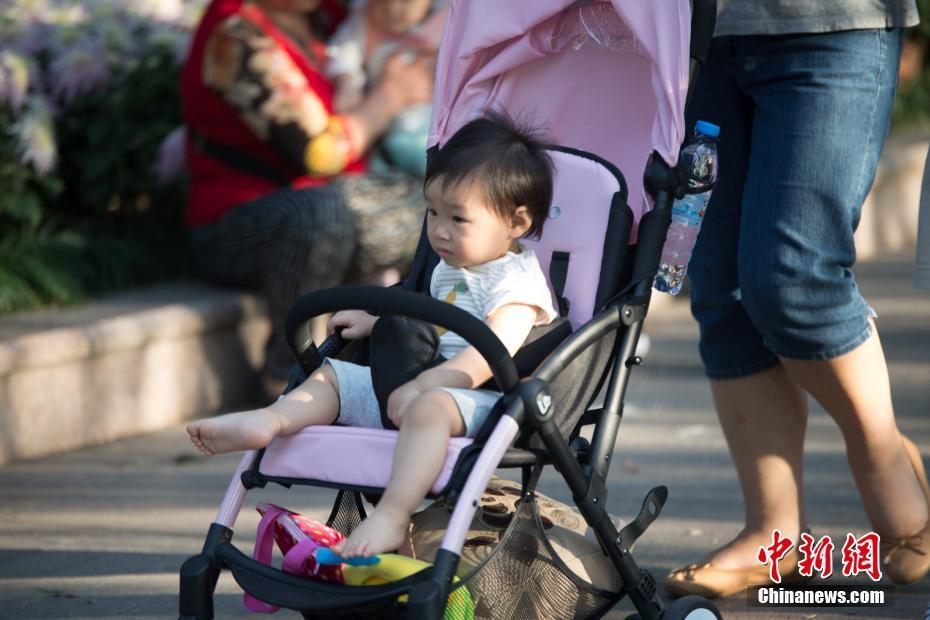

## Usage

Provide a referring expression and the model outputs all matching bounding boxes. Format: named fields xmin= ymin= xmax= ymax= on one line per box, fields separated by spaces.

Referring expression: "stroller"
xmin=179 ymin=0 xmax=722 ymax=618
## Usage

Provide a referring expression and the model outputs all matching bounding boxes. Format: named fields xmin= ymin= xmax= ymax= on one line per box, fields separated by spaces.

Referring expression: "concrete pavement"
xmin=0 ymin=252 xmax=927 ymax=619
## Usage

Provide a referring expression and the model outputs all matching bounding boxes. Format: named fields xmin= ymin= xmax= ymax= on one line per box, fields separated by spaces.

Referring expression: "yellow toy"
xmin=342 ymin=554 xmax=474 ymax=619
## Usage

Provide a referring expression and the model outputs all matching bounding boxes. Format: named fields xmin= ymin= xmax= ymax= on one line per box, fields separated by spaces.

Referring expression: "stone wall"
xmin=0 ymin=283 xmax=269 ymax=464
xmin=857 ymin=133 xmax=929 ymax=260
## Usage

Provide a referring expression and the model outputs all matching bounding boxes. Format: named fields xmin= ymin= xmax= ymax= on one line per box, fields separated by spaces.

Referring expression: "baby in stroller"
xmin=187 ymin=111 xmax=558 ymax=558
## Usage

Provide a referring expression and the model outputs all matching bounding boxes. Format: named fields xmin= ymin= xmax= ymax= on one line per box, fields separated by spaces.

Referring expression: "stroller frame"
xmin=179 ymin=2 xmax=721 ymax=618
xmin=177 ymin=160 xmax=716 ymax=620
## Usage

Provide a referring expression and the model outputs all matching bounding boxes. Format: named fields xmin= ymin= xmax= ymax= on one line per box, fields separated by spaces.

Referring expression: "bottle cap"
xmin=695 ymin=120 xmax=720 ymax=138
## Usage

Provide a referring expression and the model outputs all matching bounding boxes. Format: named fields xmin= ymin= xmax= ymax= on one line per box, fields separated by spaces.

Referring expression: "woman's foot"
xmin=332 ymin=507 xmax=410 ymax=558
xmin=697 ymin=528 xmax=803 ymax=570
xmin=665 ymin=528 xmax=807 ymax=598
xmin=186 ymin=409 xmax=283 ymax=455
xmin=881 ymin=435 xmax=930 ymax=584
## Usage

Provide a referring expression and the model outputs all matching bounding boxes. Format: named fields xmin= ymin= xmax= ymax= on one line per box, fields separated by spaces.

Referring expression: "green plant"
xmin=910 ymin=0 xmax=930 ymax=41
xmin=893 ymin=70 xmax=930 ymax=130
xmin=891 ymin=0 xmax=930 ymax=129
xmin=0 ymin=0 xmax=203 ymax=314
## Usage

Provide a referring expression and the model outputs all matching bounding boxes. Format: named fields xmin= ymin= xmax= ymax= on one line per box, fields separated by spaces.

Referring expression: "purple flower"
xmin=11 ymin=21 xmax=56 ymax=57
xmin=152 ymin=125 xmax=187 ymax=186
xmin=10 ymin=96 xmax=57 ymax=175
xmin=49 ymin=41 xmax=110 ymax=103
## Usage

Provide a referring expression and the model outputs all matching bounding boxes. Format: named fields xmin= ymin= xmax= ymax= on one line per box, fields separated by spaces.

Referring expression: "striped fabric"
xmin=429 ymin=246 xmax=558 ymax=359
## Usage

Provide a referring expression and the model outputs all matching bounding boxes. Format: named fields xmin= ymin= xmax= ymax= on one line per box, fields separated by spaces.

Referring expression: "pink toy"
xmin=245 ymin=503 xmax=346 ymax=613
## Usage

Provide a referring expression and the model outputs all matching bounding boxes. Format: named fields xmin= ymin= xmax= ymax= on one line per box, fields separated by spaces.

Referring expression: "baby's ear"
xmin=509 ymin=206 xmax=532 ymax=238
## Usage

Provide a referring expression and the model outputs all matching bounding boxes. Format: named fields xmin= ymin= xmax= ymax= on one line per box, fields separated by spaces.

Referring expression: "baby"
xmin=326 ymin=0 xmax=447 ymax=177
xmin=187 ymin=112 xmax=558 ymax=557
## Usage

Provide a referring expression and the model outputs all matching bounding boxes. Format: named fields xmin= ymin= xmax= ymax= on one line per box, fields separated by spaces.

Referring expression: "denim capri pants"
xmin=685 ymin=28 xmax=903 ymax=379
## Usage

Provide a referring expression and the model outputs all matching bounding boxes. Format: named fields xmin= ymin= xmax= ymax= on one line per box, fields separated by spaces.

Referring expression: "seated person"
xmin=187 ymin=112 xmax=558 ymax=557
xmin=326 ymin=0 xmax=448 ymax=177
xmin=182 ymin=0 xmax=434 ymax=396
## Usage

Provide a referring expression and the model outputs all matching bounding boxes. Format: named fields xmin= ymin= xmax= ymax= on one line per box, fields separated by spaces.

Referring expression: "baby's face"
xmin=369 ymin=0 xmax=433 ymax=34
xmin=425 ymin=180 xmax=530 ymax=269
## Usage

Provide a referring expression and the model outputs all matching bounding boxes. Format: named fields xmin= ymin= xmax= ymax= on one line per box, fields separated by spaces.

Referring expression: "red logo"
xmin=798 ymin=532 xmax=835 ymax=579
xmin=841 ymin=532 xmax=882 ymax=582
xmin=757 ymin=529 xmax=795 ymax=583
xmin=758 ymin=530 xmax=882 ymax=583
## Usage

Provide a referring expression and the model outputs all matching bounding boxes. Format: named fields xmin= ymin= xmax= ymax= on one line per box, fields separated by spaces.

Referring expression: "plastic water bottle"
xmin=654 ymin=120 xmax=720 ymax=295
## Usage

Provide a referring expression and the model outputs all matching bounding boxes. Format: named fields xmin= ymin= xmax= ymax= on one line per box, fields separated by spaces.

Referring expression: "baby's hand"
xmin=328 ymin=310 xmax=377 ymax=339
xmin=387 ymin=381 xmax=421 ymax=427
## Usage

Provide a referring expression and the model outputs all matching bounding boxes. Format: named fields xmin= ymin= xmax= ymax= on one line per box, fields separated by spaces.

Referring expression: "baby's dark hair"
xmin=425 ymin=111 xmax=553 ymax=239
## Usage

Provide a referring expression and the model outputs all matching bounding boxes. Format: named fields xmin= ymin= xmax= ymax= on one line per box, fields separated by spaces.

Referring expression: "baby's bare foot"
xmin=332 ymin=508 xmax=410 ymax=558
xmin=185 ymin=410 xmax=283 ymax=455
xmin=187 ymin=424 xmax=213 ymax=456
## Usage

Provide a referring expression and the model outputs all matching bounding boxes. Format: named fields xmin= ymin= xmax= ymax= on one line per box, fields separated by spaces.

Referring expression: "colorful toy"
xmin=341 ymin=553 xmax=474 ymax=620
xmin=314 ymin=547 xmax=380 ymax=566
xmin=248 ymin=505 xmax=473 ymax=618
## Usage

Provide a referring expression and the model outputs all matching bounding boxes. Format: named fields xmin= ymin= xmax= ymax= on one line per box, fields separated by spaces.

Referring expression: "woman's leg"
xmin=335 ymin=390 xmax=465 ymax=557
xmin=731 ymin=28 xmax=926 ymax=540
xmin=331 ymin=172 xmax=423 ymax=280
xmin=671 ymin=28 xmax=922 ymax=593
xmin=780 ymin=328 xmax=927 ymax=538
xmin=730 ymin=27 xmax=928 ymax=580
xmin=188 ymin=186 xmax=357 ymax=387
xmin=187 ymin=365 xmax=341 ymax=455
xmin=675 ymin=36 xmax=802 ymax=571
xmin=698 ymin=366 xmax=808 ymax=569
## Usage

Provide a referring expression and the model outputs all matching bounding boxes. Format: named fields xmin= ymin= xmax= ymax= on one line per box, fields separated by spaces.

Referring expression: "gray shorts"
xmin=325 ymin=359 xmax=500 ymax=438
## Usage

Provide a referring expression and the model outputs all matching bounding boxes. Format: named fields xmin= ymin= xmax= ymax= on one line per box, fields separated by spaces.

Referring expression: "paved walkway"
xmin=0 ymin=253 xmax=927 ymax=619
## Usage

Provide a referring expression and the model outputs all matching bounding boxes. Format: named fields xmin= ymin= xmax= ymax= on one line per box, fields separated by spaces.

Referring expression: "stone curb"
xmin=0 ymin=283 xmax=265 ymax=376
xmin=0 ymin=282 xmax=270 ymax=464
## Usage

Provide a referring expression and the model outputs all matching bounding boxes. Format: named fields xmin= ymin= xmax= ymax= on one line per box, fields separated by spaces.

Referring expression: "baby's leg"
xmin=187 ymin=365 xmax=341 ymax=455
xmin=335 ymin=390 xmax=465 ymax=557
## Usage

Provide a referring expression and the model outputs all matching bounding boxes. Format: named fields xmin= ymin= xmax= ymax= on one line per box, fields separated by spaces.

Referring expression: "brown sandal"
xmin=664 ymin=548 xmax=808 ymax=599
xmin=881 ymin=436 xmax=930 ymax=585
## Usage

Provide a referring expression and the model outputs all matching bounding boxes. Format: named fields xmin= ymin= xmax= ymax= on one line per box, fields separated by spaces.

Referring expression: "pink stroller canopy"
xmin=428 ymin=0 xmax=689 ymax=224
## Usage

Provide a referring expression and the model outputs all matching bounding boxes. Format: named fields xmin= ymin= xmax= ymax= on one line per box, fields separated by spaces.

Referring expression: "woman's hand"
xmin=375 ymin=50 xmax=436 ymax=113
xmin=328 ymin=310 xmax=378 ymax=339
xmin=387 ymin=380 xmax=422 ymax=427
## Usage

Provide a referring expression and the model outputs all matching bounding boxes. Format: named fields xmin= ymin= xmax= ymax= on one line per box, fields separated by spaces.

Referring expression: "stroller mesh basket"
xmin=317 ymin=483 xmax=622 ymax=620
xmin=460 ymin=496 xmax=621 ymax=619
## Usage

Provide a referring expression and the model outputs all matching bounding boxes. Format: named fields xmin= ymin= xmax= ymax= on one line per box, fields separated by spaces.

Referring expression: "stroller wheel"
xmin=661 ymin=595 xmax=722 ymax=619
xmin=625 ymin=595 xmax=721 ymax=620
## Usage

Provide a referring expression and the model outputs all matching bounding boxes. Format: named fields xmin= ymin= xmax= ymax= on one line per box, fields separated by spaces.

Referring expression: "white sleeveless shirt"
xmin=429 ymin=245 xmax=559 ymax=359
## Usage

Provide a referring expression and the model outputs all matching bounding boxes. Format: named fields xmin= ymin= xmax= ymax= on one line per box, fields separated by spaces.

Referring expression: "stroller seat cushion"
xmin=259 ymin=425 xmax=473 ymax=495
xmin=523 ymin=149 xmax=628 ymax=328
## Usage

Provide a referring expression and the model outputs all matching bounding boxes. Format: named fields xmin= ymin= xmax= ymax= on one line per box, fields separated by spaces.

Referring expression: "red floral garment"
xmin=182 ymin=0 xmax=364 ymax=226
xmin=202 ymin=8 xmax=355 ymax=177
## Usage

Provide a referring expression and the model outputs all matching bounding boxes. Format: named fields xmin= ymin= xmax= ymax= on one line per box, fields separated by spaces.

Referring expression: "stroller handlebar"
xmin=285 ymin=285 xmax=520 ymax=393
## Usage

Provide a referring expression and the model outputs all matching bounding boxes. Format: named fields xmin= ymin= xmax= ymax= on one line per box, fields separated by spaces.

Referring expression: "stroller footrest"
xmin=216 ymin=542 xmax=424 ymax=613
xmin=618 ymin=485 xmax=668 ymax=550
xmin=257 ymin=426 xmax=473 ymax=495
